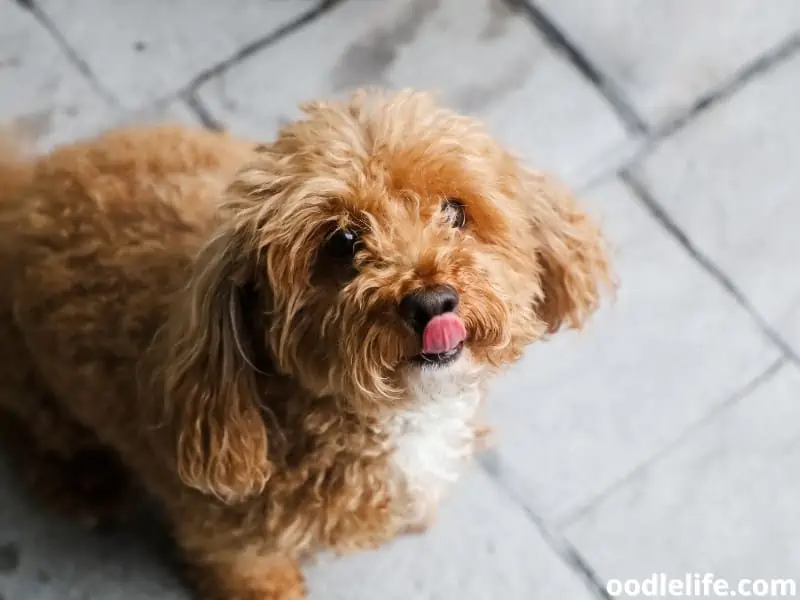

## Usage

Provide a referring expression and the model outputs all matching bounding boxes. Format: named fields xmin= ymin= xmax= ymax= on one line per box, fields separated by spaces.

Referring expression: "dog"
xmin=0 ymin=89 xmax=611 ymax=599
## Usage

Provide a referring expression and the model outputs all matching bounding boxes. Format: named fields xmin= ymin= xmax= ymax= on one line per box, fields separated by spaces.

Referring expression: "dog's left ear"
xmin=510 ymin=165 xmax=613 ymax=333
xmin=160 ymin=229 xmax=272 ymax=504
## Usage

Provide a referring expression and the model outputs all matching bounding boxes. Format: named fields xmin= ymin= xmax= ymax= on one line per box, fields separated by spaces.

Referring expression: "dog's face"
xmin=164 ymin=90 xmax=611 ymax=501
xmin=228 ymin=90 xmax=609 ymax=403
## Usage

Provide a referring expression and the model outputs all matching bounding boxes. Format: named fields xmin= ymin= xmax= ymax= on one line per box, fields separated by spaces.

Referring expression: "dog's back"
xmin=0 ymin=125 xmax=260 ymax=499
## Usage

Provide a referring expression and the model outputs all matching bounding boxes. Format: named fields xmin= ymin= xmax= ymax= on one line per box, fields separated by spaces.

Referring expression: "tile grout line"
xmin=619 ymin=171 xmax=800 ymax=366
xmin=583 ymin=32 xmax=800 ymax=187
xmin=181 ymin=0 xmax=347 ymax=97
xmin=477 ymin=461 xmax=613 ymax=599
xmin=543 ymin=534 xmax=614 ymax=600
xmin=180 ymin=0 xmax=347 ymax=128
xmin=535 ymin=28 xmax=797 ymax=190
xmin=14 ymin=0 xmax=119 ymax=107
xmin=183 ymin=93 xmax=225 ymax=131
xmin=507 ymin=0 xmax=648 ymax=136
xmin=654 ymin=31 xmax=800 ymax=140
xmin=558 ymin=355 xmax=788 ymax=528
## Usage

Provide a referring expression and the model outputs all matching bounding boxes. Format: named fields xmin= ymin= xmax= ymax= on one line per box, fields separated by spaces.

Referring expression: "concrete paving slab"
xmin=0 ymin=5 xmax=200 ymax=152
xmin=565 ymin=361 xmax=800 ymax=587
xmin=0 ymin=2 xmax=113 ymax=150
xmin=631 ymin=53 xmax=800 ymax=356
xmin=533 ymin=0 xmax=800 ymax=127
xmin=35 ymin=0 xmax=320 ymax=108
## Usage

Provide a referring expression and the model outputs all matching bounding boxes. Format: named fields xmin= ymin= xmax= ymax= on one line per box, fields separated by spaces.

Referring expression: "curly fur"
xmin=0 ymin=89 xmax=611 ymax=599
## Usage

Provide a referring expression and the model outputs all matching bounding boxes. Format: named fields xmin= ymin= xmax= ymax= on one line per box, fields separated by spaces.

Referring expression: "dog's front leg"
xmin=185 ymin=548 xmax=306 ymax=600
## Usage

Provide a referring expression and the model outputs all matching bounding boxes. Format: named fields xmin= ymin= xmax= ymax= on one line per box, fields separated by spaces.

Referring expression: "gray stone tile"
xmin=564 ymin=362 xmax=800 ymax=585
xmin=196 ymin=0 xmax=632 ymax=184
xmin=533 ymin=0 xmax=800 ymax=127
xmin=36 ymin=0 xmax=319 ymax=108
xmin=0 ymin=4 xmax=201 ymax=151
xmin=0 ymin=456 xmax=187 ymax=600
xmin=481 ymin=177 xmax=780 ymax=522
xmin=305 ymin=469 xmax=594 ymax=600
xmin=631 ymin=53 xmax=800 ymax=356
xmin=0 ymin=2 xmax=113 ymax=150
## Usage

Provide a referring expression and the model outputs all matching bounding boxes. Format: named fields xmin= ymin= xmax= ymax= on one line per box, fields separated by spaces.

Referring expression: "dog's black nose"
xmin=399 ymin=285 xmax=459 ymax=334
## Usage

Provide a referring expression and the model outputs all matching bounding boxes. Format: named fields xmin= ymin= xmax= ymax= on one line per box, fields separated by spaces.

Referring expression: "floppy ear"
xmin=514 ymin=167 xmax=613 ymax=333
xmin=161 ymin=229 xmax=272 ymax=503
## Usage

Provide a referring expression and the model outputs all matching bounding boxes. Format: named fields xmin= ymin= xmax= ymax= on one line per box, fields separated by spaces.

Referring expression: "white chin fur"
xmin=385 ymin=352 xmax=484 ymax=527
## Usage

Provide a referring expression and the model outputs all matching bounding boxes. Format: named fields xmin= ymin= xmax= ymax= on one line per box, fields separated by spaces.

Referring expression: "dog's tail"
xmin=0 ymin=128 xmax=35 ymax=206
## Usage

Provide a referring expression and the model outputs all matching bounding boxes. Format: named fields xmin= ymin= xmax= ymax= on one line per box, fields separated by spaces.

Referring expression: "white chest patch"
xmin=384 ymin=356 xmax=483 ymax=525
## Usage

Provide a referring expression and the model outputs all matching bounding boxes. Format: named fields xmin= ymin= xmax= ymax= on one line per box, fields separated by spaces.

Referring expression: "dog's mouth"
xmin=409 ymin=313 xmax=466 ymax=367
xmin=411 ymin=341 xmax=464 ymax=367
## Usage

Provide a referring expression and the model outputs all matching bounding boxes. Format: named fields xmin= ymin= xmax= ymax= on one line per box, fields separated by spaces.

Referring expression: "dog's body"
xmin=0 ymin=91 xmax=610 ymax=599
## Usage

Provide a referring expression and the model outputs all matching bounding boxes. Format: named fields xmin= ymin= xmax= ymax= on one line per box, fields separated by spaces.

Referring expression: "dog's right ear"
xmin=160 ymin=229 xmax=272 ymax=504
xmin=505 ymin=162 xmax=614 ymax=334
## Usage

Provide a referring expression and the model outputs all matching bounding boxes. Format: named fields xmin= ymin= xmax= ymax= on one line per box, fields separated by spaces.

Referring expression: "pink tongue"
xmin=422 ymin=313 xmax=467 ymax=355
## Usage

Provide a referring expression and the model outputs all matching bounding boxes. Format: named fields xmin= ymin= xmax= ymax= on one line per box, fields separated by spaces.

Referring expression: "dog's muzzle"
xmin=399 ymin=285 xmax=466 ymax=366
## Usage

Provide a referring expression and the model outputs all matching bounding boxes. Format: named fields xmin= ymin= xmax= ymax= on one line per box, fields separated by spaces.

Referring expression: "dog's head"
xmin=164 ymin=90 xmax=612 ymax=502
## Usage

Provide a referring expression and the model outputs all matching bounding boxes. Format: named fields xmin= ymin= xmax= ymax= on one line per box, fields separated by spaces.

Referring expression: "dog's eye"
xmin=314 ymin=227 xmax=361 ymax=285
xmin=442 ymin=198 xmax=467 ymax=229
xmin=324 ymin=228 xmax=359 ymax=261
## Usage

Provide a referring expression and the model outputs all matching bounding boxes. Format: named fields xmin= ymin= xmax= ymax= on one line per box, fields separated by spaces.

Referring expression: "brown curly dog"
xmin=0 ymin=89 xmax=611 ymax=599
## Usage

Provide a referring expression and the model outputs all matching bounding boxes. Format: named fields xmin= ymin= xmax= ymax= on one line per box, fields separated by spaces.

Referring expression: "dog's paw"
xmin=189 ymin=554 xmax=307 ymax=600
